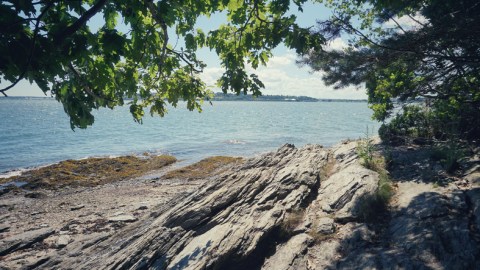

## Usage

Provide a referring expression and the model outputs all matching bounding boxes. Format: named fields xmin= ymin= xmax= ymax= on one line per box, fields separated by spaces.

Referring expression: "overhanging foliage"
xmin=302 ymin=0 xmax=480 ymax=139
xmin=1 ymin=0 xmax=324 ymax=128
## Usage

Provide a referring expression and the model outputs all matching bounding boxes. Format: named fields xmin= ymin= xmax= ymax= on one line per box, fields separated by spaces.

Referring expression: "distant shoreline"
xmin=1 ymin=95 xmax=368 ymax=103
xmin=211 ymin=93 xmax=367 ymax=102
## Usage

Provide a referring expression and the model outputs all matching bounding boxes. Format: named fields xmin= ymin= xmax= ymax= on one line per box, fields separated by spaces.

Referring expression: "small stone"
xmin=112 ymin=211 xmax=125 ymax=216
xmin=137 ymin=205 xmax=148 ymax=210
xmin=79 ymin=212 xmax=93 ymax=218
xmin=24 ymin=192 xmax=47 ymax=199
xmin=315 ymin=217 xmax=335 ymax=234
xmin=321 ymin=204 xmax=333 ymax=213
xmin=39 ymin=224 xmax=49 ymax=228
xmin=0 ymin=228 xmax=54 ymax=255
xmin=108 ymin=215 xmax=137 ymax=223
xmin=465 ymin=172 xmax=480 ymax=186
xmin=433 ymin=163 xmax=443 ymax=172
xmin=69 ymin=224 xmax=80 ymax=231
xmin=0 ymin=225 xmax=10 ymax=233
xmin=56 ymin=235 xmax=70 ymax=248
xmin=292 ymin=226 xmax=306 ymax=234
xmin=71 ymin=205 xmax=85 ymax=211
xmin=304 ymin=220 xmax=312 ymax=228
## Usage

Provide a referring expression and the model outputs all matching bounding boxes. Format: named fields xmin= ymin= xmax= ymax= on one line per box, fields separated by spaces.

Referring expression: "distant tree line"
xmin=212 ymin=92 xmax=367 ymax=102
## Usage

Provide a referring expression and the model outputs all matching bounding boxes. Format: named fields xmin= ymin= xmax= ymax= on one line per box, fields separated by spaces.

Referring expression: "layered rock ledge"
xmin=1 ymin=141 xmax=480 ymax=269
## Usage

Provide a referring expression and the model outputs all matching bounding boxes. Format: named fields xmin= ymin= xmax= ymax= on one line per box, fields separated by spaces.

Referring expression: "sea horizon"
xmin=0 ymin=97 xmax=379 ymax=176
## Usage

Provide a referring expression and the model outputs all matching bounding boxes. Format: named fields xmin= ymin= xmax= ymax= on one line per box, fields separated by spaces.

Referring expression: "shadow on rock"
xmin=320 ymin=189 xmax=480 ymax=269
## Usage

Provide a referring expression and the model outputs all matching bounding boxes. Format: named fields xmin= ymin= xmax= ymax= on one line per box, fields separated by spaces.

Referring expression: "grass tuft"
xmin=164 ymin=156 xmax=242 ymax=180
xmin=281 ymin=209 xmax=305 ymax=232
xmin=357 ymin=128 xmax=377 ymax=170
xmin=356 ymin=130 xmax=394 ymax=223
xmin=430 ymin=142 xmax=466 ymax=173
xmin=307 ymin=230 xmax=335 ymax=244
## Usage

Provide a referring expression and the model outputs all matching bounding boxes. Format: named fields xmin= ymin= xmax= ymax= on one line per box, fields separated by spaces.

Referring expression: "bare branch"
xmin=406 ymin=14 xmax=427 ymax=27
xmin=389 ymin=16 xmax=407 ymax=34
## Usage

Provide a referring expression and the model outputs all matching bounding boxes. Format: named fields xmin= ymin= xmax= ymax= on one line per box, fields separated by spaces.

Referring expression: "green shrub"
xmin=430 ymin=142 xmax=466 ymax=173
xmin=379 ymin=105 xmax=435 ymax=144
xmin=377 ymin=170 xmax=394 ymax=202
xmin=357 ymin=161 xmax=394 ymax=223
xmin=356 ymin=131 xmax=394 ymax=223
xmin=357 ymin=128 xmax=375 ymax=169
xmin=432 ymin=99 xmax=480 ymax=141
xmin=380 ymin=101 xmax=480 ymax=145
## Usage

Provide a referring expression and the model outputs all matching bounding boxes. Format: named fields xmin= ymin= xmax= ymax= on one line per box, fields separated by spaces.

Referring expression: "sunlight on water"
xmin=0 ymin=97 xmax=379 ymax=173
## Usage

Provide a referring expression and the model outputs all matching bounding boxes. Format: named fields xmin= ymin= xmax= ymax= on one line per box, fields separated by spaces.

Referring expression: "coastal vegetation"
xmin=302 ymin=0 xmax=480 ymax=144
xmin=212 ymin=93 xmax=319 ymax=102
xmin=2 ymin=0 xmax=477 ymax=147
xmin=211 ymin=92 xmax=366 ymax=102
xmin=356 ymin=134 xmax=393 ymax=223
xmin=164 ymin=156 xmax=242 ymax=180
xmin=0 ymin=155 xmax=176 ymax=189
xmin=1 ymin=1 xmax=480 ymax=268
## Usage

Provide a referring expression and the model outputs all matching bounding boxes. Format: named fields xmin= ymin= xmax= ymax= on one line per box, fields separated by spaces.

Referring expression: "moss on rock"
xmin=1 ymin=155 xmax=176 ymax=189
xmin=164 ymin=156 xmax=242 ymax=180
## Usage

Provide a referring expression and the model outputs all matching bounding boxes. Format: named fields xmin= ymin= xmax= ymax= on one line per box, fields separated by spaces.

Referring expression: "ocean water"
xmin=0 ymin=97 xmax=379 ymax=175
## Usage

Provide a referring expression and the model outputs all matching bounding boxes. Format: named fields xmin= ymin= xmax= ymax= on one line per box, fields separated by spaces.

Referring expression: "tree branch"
xmin=407 ymin=14 xmax=427 ymax=27
xmin=389 ymin=16 xmax=407 ymax=34
xmin=332 ymin=13 xmax=422 ymax=56
xmin=53 ymin=0 xmax=108 ymax=44
xmin=68 ymin=63 xmax=113 ymax=102
xmin=166 ymin=48 xmax=202 ymax=73
xmin=143 ymin=0 xmax=169 ymax=69
xmin=0 ymin=1 xmax=54 ymax=96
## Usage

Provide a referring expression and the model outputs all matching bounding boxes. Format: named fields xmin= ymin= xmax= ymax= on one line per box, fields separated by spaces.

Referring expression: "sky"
xmin=1 ymin=1 xmax=368 ymax=99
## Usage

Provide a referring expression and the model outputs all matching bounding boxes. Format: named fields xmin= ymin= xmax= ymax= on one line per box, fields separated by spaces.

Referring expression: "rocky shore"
xmin=1 ymin=140 xmax=480 ymax=269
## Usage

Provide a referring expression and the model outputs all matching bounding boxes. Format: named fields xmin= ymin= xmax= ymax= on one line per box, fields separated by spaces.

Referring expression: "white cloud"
xmin=253 ymin=52 xmax=366 ymax=99
xmin=384 ymin=13 xmax=428 ymax=30
xmin=6 ymin=51 xmax=366 ymax=100
xmin=200 ymin=67 xmax=223 ymax=87
xmin=202 ymin=51 xmax=367 ymax=100
xmin=325 ymin=38 xmax=348 ymax=51
xmin=256 ymin=69 xmax=366 ymax=100
xmin=265 ymin=53 xmax=296 ymax=67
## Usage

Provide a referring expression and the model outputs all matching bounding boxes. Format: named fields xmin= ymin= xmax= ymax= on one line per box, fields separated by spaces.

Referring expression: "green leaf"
xmin=0 ymin=0 xmax=324 ymax=128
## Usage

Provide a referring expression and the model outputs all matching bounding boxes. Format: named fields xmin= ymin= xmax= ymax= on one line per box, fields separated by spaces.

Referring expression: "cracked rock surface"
xmin=46 ymin=143 xmax=328 ymax=269
xmin=304 ymin=142 xmax=480 ymax=270
xmin=1 ymin=141 xmax=480 ymax=269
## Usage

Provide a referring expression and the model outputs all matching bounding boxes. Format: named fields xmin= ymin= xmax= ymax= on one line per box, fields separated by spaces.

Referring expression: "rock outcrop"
xmin=44 ymin=143 xmax=328 ymax=269
xmin=1 ymin=141 xmax=480 ymax=269
xmin=304 ymin=143 xmax=480 ymax=270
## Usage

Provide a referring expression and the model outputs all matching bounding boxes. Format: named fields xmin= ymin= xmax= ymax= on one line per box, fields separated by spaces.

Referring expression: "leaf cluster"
xmin=302 ymin=0 xmax=480 ymax=140
xmin=1 ymin=0 xmax=324 ymax=128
